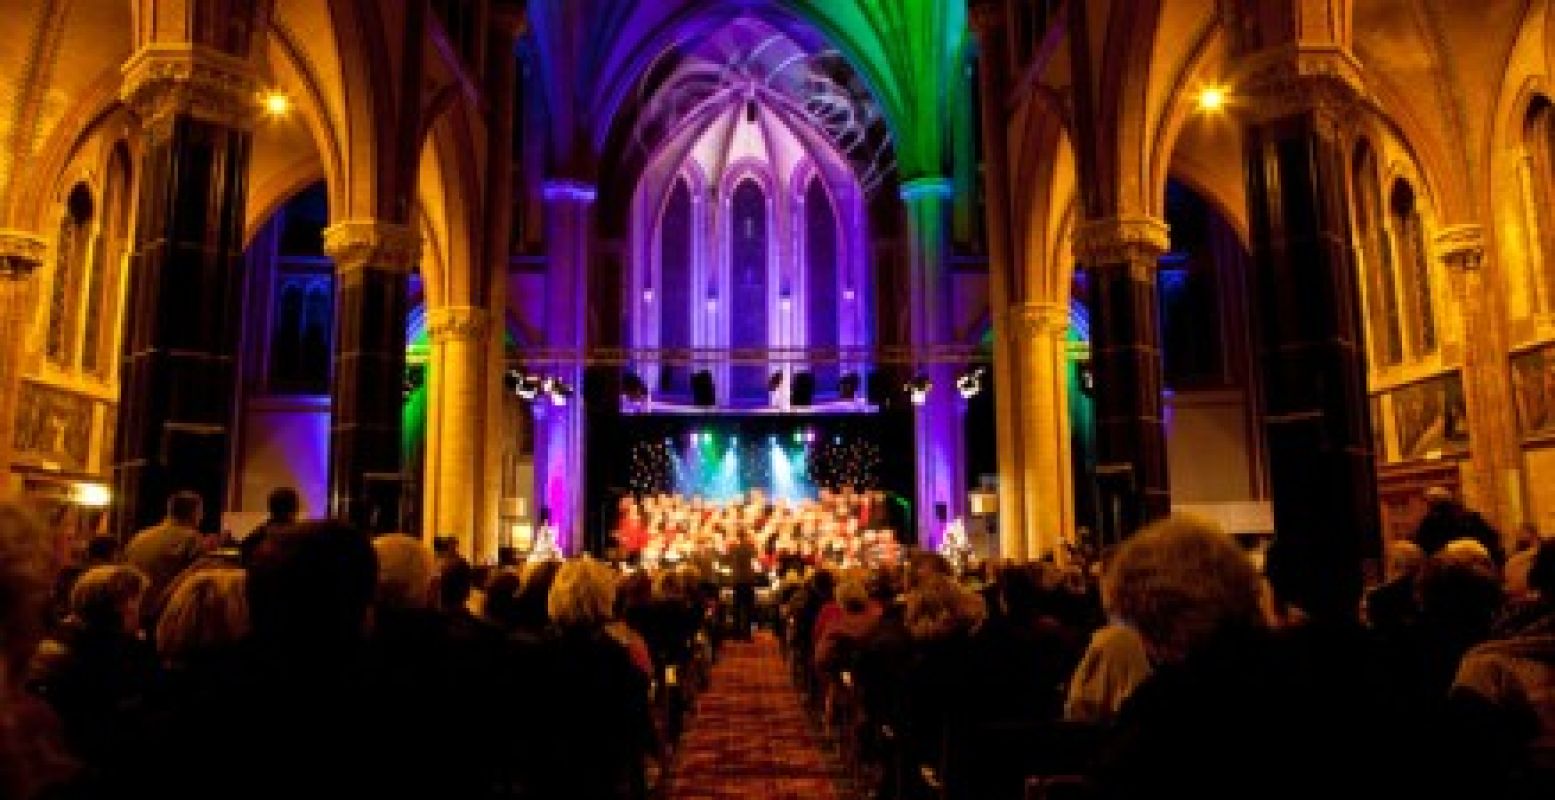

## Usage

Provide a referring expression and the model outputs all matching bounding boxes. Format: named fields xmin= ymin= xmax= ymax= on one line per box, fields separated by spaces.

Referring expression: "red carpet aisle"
xmin=664 ymin=632 xmax=844 ymax=799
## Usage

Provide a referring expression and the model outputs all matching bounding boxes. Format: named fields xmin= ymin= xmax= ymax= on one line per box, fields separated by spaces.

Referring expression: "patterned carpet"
xmin=664 ymin=632 xmax=844 ymax=799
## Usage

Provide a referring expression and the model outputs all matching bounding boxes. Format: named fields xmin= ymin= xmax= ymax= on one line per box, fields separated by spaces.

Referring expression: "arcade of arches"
xmin=3 ymin=0 xmax=1555 ymax=611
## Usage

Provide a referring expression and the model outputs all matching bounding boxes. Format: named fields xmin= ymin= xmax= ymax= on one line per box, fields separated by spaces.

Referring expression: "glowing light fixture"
xmin=71 ymin=482 xmax=111 ymax=508
xmin=906 ymin=374 xmax=933 ymax=406
xmin=1197 ymin=86 xmax=1227 ymax=112
xmin=545 ymin=378 xmax=574 ymax=407
xmin=956 ymin=367 xmax=986 ymax=399
xmin=262 ymin=91 xmax=291 ymax=117
xmin=642 ymin=287 xmax=655 ymax=303
xmin=843 ymin=288 xmax=856 ymax=302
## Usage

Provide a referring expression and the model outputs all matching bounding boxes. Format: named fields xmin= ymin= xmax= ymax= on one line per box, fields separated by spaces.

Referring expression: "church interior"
xmin=4 ymin=1 xmax=1555 ymax=798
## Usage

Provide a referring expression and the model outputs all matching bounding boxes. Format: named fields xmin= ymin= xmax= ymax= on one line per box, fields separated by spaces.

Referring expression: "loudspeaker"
xmin=692 ymin=370 xmax=716 ymax=407
xmin=790 ymin=371 xmax=815 ymax=406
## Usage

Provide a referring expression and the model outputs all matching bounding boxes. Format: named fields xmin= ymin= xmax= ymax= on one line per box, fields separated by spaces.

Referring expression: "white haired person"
xmin=523 ymin=557 xmax=657 ymax=799
xmin=1086 ymin=516 xmax=1423 ymax=800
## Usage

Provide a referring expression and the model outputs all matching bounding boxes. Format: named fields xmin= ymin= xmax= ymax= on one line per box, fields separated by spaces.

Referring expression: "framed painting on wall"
xmin=1511 ymin=346 xmax=1555 ymax=436
xmin=1393 ymin=372 xmax=1468 ymax=461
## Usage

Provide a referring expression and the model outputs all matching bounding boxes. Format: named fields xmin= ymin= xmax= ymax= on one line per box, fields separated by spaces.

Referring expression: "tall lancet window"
xmin=47 ymin=185 xmax=94 ymax=366
xmin=730 ymin=179 xmax=769 ymax=403
xmin=1523 ymin=98 xmax=1555 ymax=311
xmin=1353 ymin=142 xmax=1403 ymax=366
xmin=81 ymin=145 xmax=131 ymax=376
xmin=659 ymin=178 xmax=694 ymax=396
xmin=1390 ymin=181 xmax=1437 ymax=357
xmin=805 ymin=177 xmax=840 ymax=394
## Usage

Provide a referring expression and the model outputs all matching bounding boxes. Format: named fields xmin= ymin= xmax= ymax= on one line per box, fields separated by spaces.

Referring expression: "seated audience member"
xmin=1064 ymin=622 xmax=1150 ymax=726
xmin=123 ymin=491 xmax=206 ymax=629
xmin=0 ymin=502 xmax=79 ymax=799
xmin=48 ymin=534 xmax=120 ymax=630
xmin=1087 ymin=515 xmax=1419 ymax=800
xmin=153 ymin=567 xmax=248 ymax=671
xmin=815 ymin=574 xmax=883 ymax=675
xmin=525 ymin=557 xmax=656 ymax=799
xmin=1408 ymin=540 xmax=1506 ymax=701
xmin=1452 ymin=539 xmax=1555 ymax=800
xmin=1415 ymin=487 xmax=1506 ymax=566
xmin=1505 ymin=524 xmax=1546 ymax=600
xmin=481 ymin=567 xmax=525 ymax=632
xmin=901 ymin=574 xmax=988 ymax=777
xmin=27 ymin=565 xmax=156 ymax=768
xmin=239 ymin=487 xmax=299 ymax=565
xmin=1365 ymin=539 xmax=1426 ymax=633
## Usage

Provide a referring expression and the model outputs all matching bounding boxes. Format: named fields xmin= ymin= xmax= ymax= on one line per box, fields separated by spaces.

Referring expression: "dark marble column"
xmin=323 ymin=222 xmax=420 ymax=533
xmin=1074 ymin=217 xmax=1172 ymax=542
xmin=1243 ymin=103 xmax=1378 ymax=620
xmin=112 ymin=47 xmax=255 ymax=536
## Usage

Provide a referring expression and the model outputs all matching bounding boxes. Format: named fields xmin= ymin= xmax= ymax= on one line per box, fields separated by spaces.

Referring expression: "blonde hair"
xmin=155 ymin=568 xmax=249 ymax=663
xmin=905 ymin=574 xmax=986 ymax=640
xmin=1102 ymin=514 xmax=1264 ymax=663
xmin=69 ymin=564 xmax=149 ymax=631
xmin=836 ymin=575 xmax=870 ymax=612
xmin=548 ymin=557 xmax=618 ymax=627
xmin=372 ymin=534 xmax=434 ymax=609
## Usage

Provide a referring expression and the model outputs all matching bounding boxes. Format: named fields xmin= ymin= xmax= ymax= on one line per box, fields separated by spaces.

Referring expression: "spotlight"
xmin=545 ymin=377 xmax=573 ymax=407
xmin=843 ymin=288 xmax=856 ymax=302
xmin=622 ymin=372 xmax=649 ymax=402
xmin=956 ymin=367 xmax=986 ymax=399
xmin=838 ymin=372 xmax=861 ymax=402
xmin=905 ymin=374 xmax=932 ymax=406
xmin=516 ymin=374 xmax=543 ymax=400
xmin=642 ymin=287 xmax=655 ymax=303
xmin=70 ymin=482 xmax=111 ymax=509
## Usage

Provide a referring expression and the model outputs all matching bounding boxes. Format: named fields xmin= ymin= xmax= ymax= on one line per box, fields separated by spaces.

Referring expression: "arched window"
xmin=729 ymin=178 xmax=769 ymax=403
xmin=46 ymin=185 xmax=94 ymax=366
xmin=1523 ymin=98 xmax=1555 ymax=311
xmin=267 ymin=183 xmax=332 ymax=394
xmin=805 ymin=176 xmax=840 ymax=395
xmin=80 ymin=145 xmax=132 ymax=376
xmin=1352 ymin=142 xmax=1404 ymax=366
xmin=658 ymin=178 xmax=693 ymax=397
xmin=1389 ymin=180 xmax=1437 ymax=357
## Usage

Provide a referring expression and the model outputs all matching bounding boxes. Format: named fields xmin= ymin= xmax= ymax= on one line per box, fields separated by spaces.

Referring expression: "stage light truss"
xmin=494 ymin=344 xmax=990 ymax=368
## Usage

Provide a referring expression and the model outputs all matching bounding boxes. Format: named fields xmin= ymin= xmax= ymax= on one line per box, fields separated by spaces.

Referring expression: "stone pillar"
xmin=1073 ymin=215 xmax=1172 ymax=542
xmin=112 ymin=45 xmax=256 ymax=536
xmin=425 ymin=305 xmax=490 ymax=555
xmin=1438 ymin=225 xmax=1524 ymax=536
xmin=538 ymin=179 xmax=595 ymax=553
xmin=1241 ymin=73 xmax=1377 ymax=621
xmin=0 ymin=231 xmax=44 ymax=493
xmin=901 ymin=177 xmax=966 ymax=548
xmin=970 ymin=2 xmax=1031 ymax=559
xmin=1008 ymin=301 xmax=1073 ymax=559
xmin=323 ymin=220 xmax=419 ymax=533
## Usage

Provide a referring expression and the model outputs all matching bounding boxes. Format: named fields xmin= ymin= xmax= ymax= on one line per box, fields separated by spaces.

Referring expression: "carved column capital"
xmin=1007 ymin=301 xmax=1069 ymax=341
xmin=120 ymin=44 xmax=260 ymax=135
xmin=0 ymin=229 xmax=46 ymax=279
xmin=1434 ymin=224 xmax=1486 ymax=271
xmin=426 ymin=306 xmax=492 ymax=344
xmin=1072 ymin=215 xmax=1170 ymax=275
xmin=1232 ymin=45 xmax=1368 ymax=128
xmin=323 ymin=220 xmax=421 ymax=274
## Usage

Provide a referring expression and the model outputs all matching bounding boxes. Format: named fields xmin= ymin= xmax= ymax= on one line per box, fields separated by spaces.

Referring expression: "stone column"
xmin=425 ymin=305 xmax=490 ymax=555
xmin=0 ymin=231 xmax=44 ymax=493
xmin=1240 ymin=69 xmax=1378 ymax=620
xmin=112 ymin=45 xmax=256 ymax=536
xmin=1438 ymin=225 xmax=1524 ymax=536
xmin=901 ymin=177 xmax=966 ymax=548
xmin=538 ymin=179 xmax=595 ymax=553
xmin=1008 ymin=301 xmax=1073 ymax=559
xmin=323 ymin=220 xmax=419 ymax=533
xmin=970 ymin=2 xmax=1031 ymax=559
xmin=1072 ymin=215 xmax=1172 ymax=541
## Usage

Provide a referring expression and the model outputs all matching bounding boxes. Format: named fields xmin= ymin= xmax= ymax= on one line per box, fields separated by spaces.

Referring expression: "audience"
xmin=5 ymin=480 xmax=1554 ymax=800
